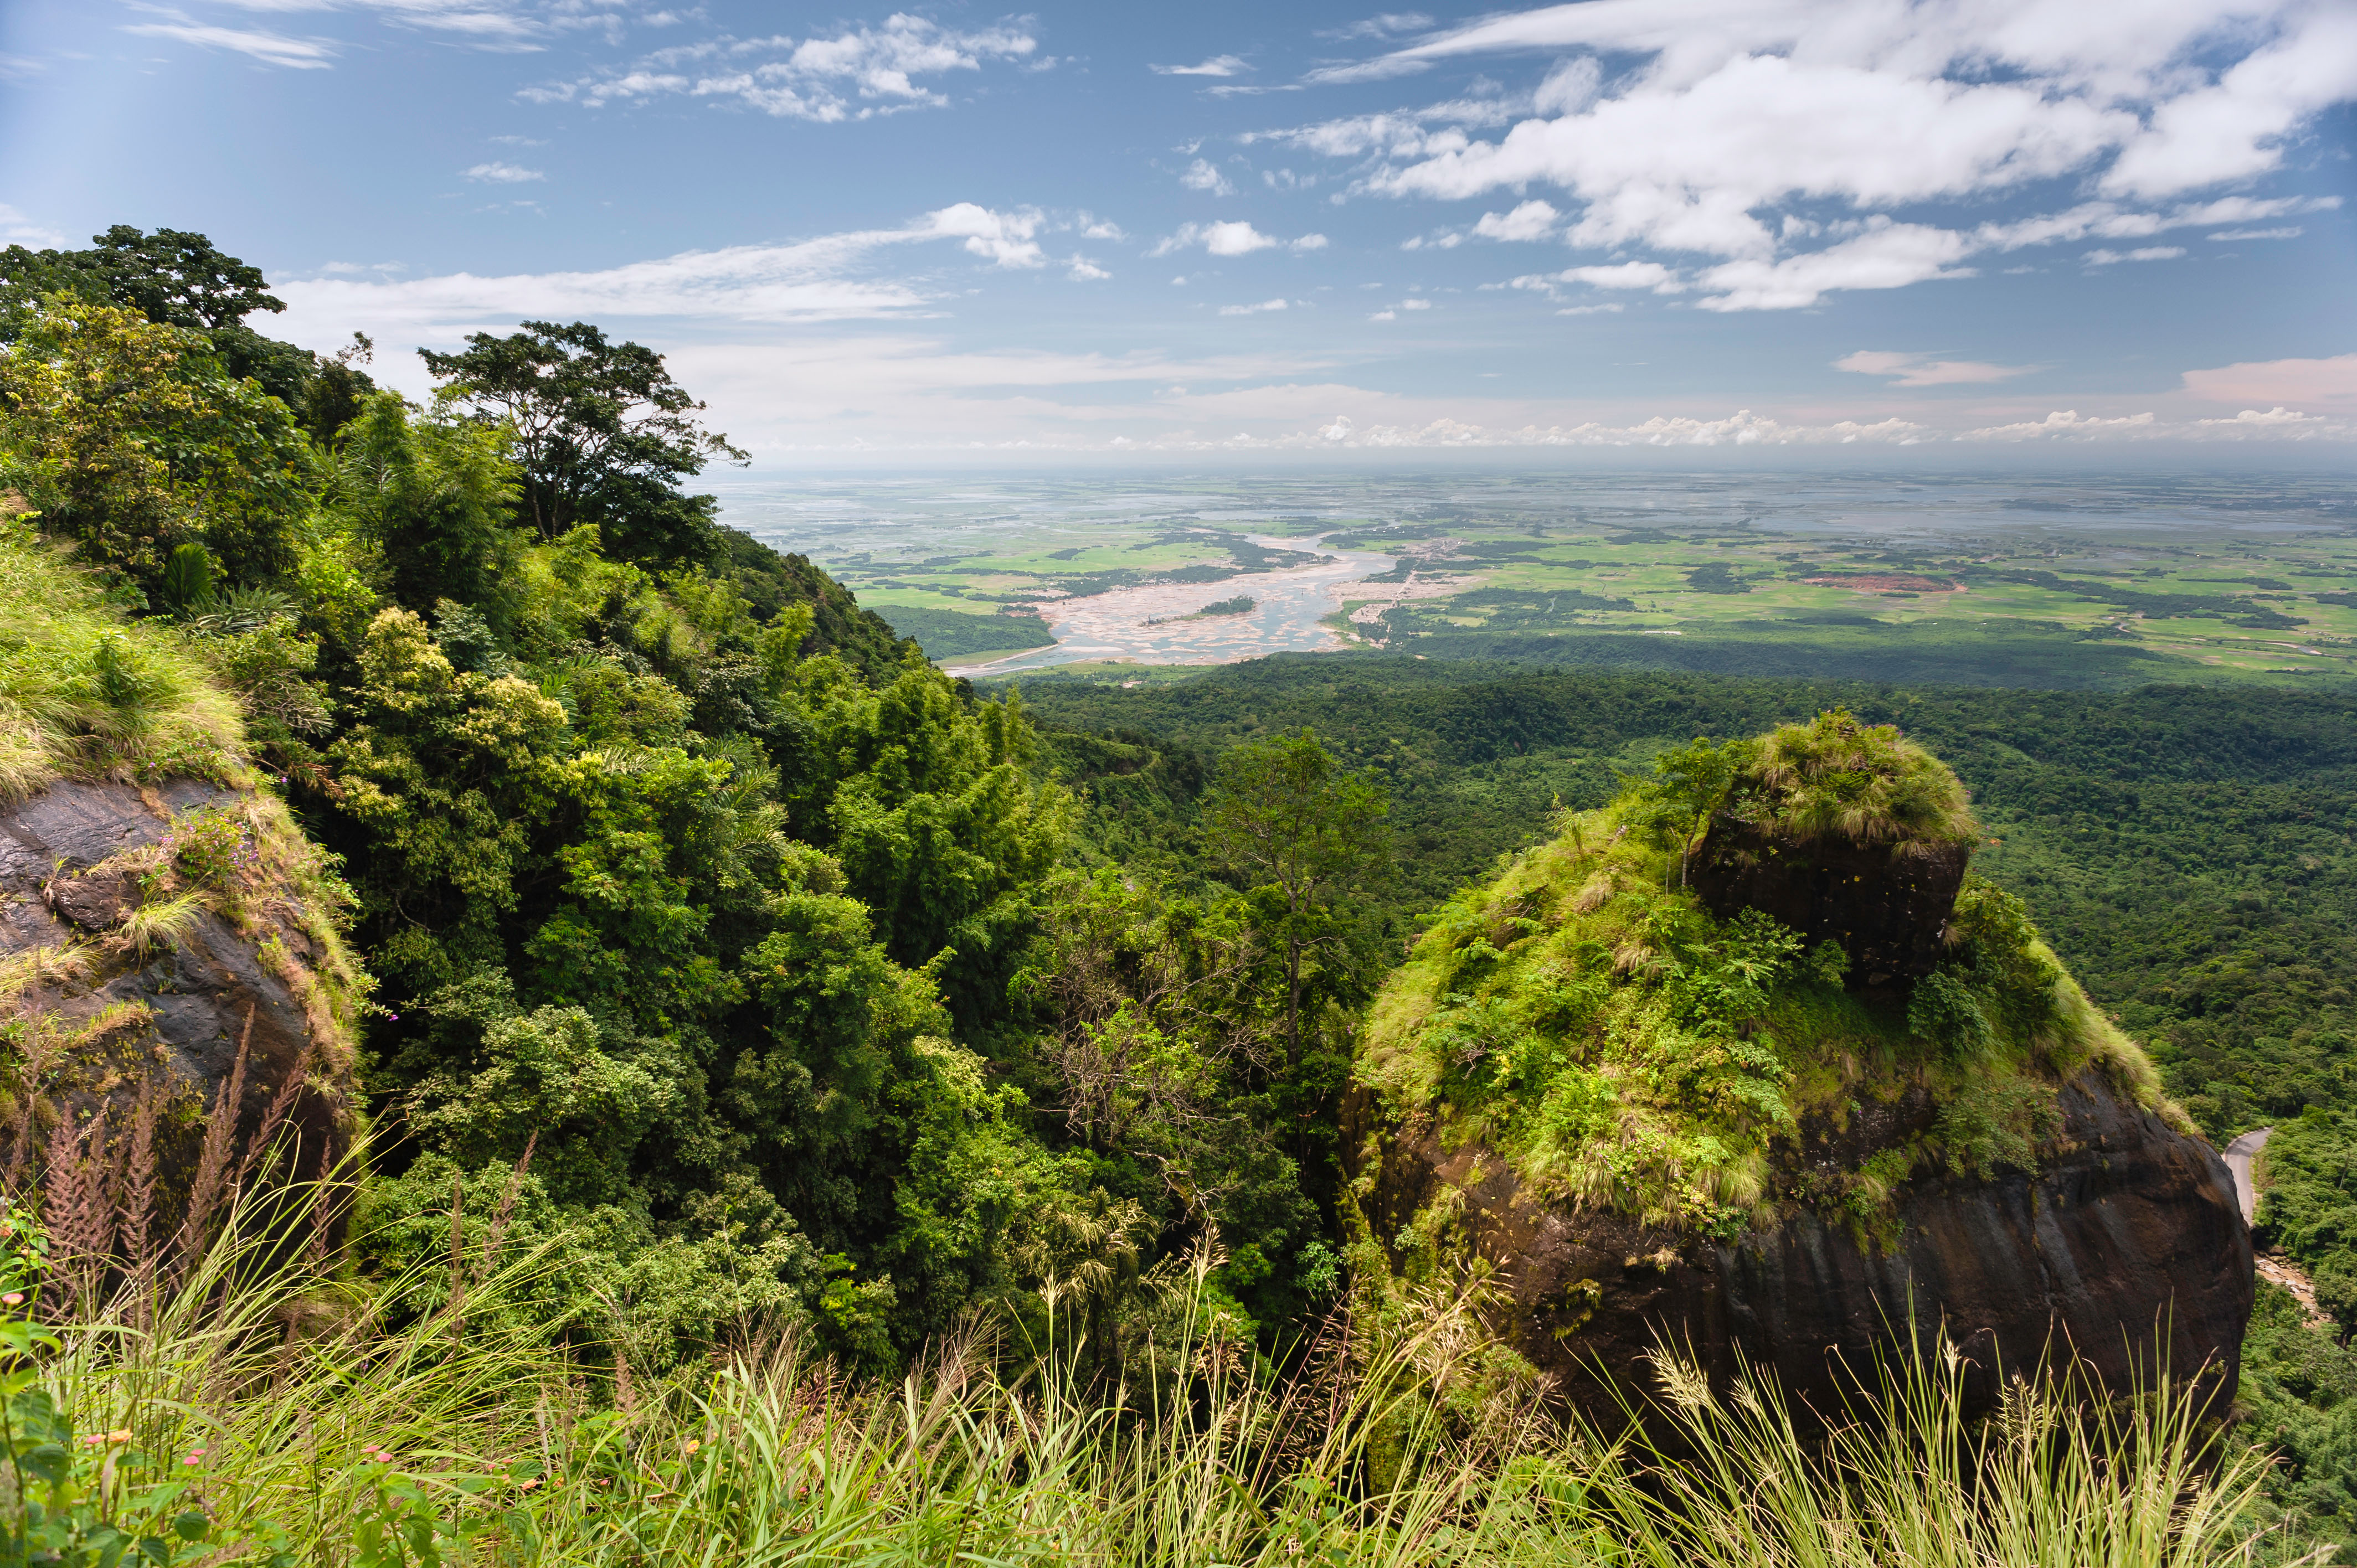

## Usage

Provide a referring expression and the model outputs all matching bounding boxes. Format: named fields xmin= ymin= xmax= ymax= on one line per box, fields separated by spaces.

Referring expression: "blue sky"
xmin=3 ymin=0 xmax=2355 ymax=457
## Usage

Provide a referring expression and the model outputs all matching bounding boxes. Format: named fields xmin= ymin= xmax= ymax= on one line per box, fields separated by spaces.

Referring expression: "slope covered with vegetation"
xmin=1359 ymin=712 xmax=2169 ymax=1230
xmin=0 ymin=224 xmax=2335 ymax=1562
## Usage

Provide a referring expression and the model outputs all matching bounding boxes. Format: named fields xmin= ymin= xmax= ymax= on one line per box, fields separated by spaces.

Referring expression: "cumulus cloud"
xmin=1152 ymin=54 xmax=1248 ymax=77
xmin=1218 ymin=297 xmax=1290 ymax=314
xmin=524 ymin=17 xmax=1037 ymax=121
xmin=462 ymin=161 xmax=544 ymax=183
xmin=1276 ymin=0 xmax=2357 ymax=310
xmin=1836 ymin=350 xmax=2035 ymax=387
xmin=1473 ymin=199 xmax=1559 ymax=241
xmin=1180 ymin=159 xmax=1236 ymax=196
xmin=1506 ymin=260 xmax=1685 ymax=300
xmin=1151 ymin=220 xmax=1327 ymax=257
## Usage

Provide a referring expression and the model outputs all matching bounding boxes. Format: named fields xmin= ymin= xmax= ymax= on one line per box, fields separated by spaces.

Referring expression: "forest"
xmin=0 ymin=226 xmax=2347 ymax=1563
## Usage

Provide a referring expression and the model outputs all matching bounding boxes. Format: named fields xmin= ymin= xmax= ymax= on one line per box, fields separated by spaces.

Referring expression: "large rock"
xmin=0 ymin=778 xmax=359 ymax=1246
xmin=1354 ymin=1068 xmax=2251 ymax=1427
xmin=1689 ymin=827 xmax=1970 ymax=990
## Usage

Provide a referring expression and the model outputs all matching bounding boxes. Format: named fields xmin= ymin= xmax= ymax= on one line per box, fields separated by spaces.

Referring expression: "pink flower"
xmin=2 ymin=1292 xmax=23 ymax=1306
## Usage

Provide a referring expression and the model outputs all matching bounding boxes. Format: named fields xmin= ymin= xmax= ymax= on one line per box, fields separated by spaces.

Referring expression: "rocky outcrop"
xmin=1690 ymin=828 xmax=1970 ymax=990
xmin=1355 ymin=1069 xmax=2251 ymax=1428
xmin=0 ymin=777 xmax=360 ymax=1244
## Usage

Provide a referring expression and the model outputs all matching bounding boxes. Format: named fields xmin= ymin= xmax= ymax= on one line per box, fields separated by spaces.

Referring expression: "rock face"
xmin=1689 ymin=826 xmax=1970 ymax=990
xmin=1356 ymin=1069 xmax=2251 ymax=1427
xmin=0 ymin=778 xmax=358 ymax=1238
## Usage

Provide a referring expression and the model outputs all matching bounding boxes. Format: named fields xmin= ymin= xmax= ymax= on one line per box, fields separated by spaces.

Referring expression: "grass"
xmin=1358 ymin=717 xmax=2172 ymax=1230
xmin=0 ymin=1181 xmax=2299 ymax=1568
xmin=0 ymin=517 xmax=245 ymax=800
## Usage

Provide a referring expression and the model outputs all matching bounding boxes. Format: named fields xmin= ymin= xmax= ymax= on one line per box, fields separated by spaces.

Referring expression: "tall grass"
xmin=0 ymin=519 xmax=244 ymax=800
xmin=0 ymin=1185 xmax=2302 ymax=1568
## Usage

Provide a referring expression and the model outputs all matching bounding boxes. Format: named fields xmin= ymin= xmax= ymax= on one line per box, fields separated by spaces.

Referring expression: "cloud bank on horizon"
xmin=4 ymin=0 xmax=2354 ymax=454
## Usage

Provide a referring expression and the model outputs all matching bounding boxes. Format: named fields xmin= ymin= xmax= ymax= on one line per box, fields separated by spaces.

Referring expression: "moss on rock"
xmin=1358 ymin=710 xmax=2178 ymax=1234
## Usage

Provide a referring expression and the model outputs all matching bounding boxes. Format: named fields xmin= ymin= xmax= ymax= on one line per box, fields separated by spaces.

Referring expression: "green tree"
xmin=0 ymin=296 xmax=315 ymax=590
xmin=0 ymin=225 xmax=338 ymax=408
xmin=330 ymin=393 xmax=523 ymax=625
xmin=1202 ymin=729 xmax=1388 ymax=1064
xmin=419 ymin=321 xmax=747 ymax=563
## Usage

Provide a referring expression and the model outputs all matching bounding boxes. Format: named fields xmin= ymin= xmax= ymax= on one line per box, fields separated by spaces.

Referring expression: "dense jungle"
xmin=0 ymin=228 xmax=2349 ymax=1565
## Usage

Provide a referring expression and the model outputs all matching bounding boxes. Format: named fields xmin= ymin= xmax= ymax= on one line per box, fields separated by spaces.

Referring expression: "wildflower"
xmin=2 ymin=1292 xmax=22 ymax=1306
xmin=682 ymin=1439 xmax=701 ymax=1455
xmin=518 ymin=1479 xmax=539 ymax=1491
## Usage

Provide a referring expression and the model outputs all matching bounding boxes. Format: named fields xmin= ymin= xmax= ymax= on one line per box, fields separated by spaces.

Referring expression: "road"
xmin=2224 ymin=1127 xmax=2272 ymax=1226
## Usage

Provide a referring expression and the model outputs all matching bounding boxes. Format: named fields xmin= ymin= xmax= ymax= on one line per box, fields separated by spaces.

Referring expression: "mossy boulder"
xmin=1351 ymin=711 xmax=2248 ymax=1423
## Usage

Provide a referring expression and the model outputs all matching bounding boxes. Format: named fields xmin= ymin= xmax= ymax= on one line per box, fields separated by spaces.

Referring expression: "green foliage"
xmin=419 ymin=319 xmax=747 ymax=564
xmin=1358 ymin=723 xmax=2157 ymax=1228
xmin=1204 ymin=728 xmax=1390 ymax=1062
xmin=0 ymin=296 xmax=316 ymax=591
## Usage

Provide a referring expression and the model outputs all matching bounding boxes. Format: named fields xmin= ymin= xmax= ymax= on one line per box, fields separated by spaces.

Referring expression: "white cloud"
xmin=2181 ymin=352 xmax=2357 ymax=409
xmin=2208 ymin=226 xmax=2302 ymax=240
xmin=0 ymin=204 xmax=65 ymax=249
xmin=1692 ymin=223 xmax=1974 ymax=311
xmin=1836 ymin=350 xmax=2035 ymax=386
xmin=119 ymin=18 xmax=337 ymax=69
xmin=1399 ymin=297 xmax=1430 ymax=310
xmin=1276 ymin=0 xmax=2357 ymax=310
xmin=1180 ymin=159 xmax=1236 ymax=197
xmin=1152 ymin=54 xmax=1248 ymax=77
xmin=1473 ymin=199 xmax=1559 ymax=241
xmin=462 ymin=161 xmax=544 ymax=183
xmin=1320 ymin=14 xmax=1433 ymax=42
xmin=269 ymin=203 xmax=1067 ymax=357
xmin=1151 ymin=220 xmax=1327 ymax=257
xmin=1077 ymin=215 xmax=1127 ymax=241
xmin=1959 ymin=410 xmax=2160 ymax=439
xmin=1563 ymin=261 xmax=1681 ymax=291
xmin=157 ymin=0 xmax=543 ymax=47
xmin=919 ymin=203 xmax=1046 ymax=268
xmin=526 ymin=17 xmax=1037 ymax=121
xmin=1370 ymin=310 xmax=1397 ymax=321
xmin=1556 ymin=303 xmax=1623 ymax=315
xmin=1067 ymin=257 xmax=1111 ymax=281
xmin=1218 ymin=297 xmax=1290 ymax=314
xmin=2082 ymin=245 xmax=2185 ymax=265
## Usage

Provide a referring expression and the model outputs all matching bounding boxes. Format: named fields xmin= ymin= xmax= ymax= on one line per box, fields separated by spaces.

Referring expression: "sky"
xmin=3 ymin=0 xmax=2356 ymax=459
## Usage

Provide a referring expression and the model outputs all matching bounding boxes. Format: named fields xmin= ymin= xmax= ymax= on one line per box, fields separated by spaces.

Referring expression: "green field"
xmin=724 ymin=472 xmax=2357 ymax=688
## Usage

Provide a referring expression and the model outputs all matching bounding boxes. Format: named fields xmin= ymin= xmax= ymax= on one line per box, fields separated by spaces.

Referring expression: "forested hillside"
xmin=0 ymin=225 xmax=2344 ymax=1560
xmin=0 ymin=228 xmax=1378 ymax=1371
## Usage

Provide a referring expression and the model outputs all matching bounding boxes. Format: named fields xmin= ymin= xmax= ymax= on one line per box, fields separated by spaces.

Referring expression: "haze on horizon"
xmin=4 ymin=0 xmax=2355 ymax=459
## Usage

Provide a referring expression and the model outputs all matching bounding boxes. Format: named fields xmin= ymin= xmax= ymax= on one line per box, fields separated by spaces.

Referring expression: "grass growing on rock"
xmin=0 ymin=512 xmax=245 ymax=799
xmin=1358 ymin=713 xmax=2177 ymax=1232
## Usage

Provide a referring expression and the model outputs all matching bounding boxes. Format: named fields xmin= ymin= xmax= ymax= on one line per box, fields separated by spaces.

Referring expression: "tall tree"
xmin=0 ymin=226 xmax=368 ymax=416
xmin=419 ymin=321 xmax=747 ymax=564
xmin=1202 ymin=729 xmax=1389 ymax=1064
